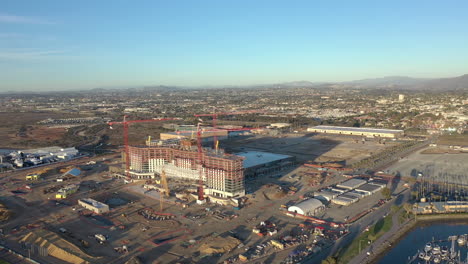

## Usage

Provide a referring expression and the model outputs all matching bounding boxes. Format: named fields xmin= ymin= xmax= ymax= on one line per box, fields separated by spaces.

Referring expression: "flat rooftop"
xmin=80 ymin=198 xmax=108 ymax=208
xmin=309 ymin=125 xmax=403 ymax=134
xmin=336 ymin=179 xmax=367 ymax=189
xmin=356 ymin=183 xmax=382 ymax=193
xmin=235 ymin=151 xmax=293 ymax=169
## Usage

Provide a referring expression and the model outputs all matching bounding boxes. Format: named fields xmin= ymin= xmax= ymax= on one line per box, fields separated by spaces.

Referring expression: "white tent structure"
xmin=288 ymin=198 xmax=325 ymax=216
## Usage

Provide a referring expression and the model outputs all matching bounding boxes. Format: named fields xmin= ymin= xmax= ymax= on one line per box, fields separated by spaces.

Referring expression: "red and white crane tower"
xmin=194 ymin=110 xmax=262 ymax=150
xmin=108 ymin=115 xmax=178 ymax=179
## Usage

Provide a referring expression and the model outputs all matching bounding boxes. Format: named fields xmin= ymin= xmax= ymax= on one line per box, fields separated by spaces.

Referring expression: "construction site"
xmin=0 ymin=114 xmax=417 ymax=264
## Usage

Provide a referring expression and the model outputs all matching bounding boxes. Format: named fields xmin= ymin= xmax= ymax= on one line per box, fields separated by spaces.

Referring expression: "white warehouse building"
xmin=288 ymin=198 xmax=325 ymax=216
xmin=307 ymin=125 xmax=404 ymax=138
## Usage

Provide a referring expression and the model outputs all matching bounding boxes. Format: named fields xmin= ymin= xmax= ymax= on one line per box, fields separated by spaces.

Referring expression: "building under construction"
xmin=128 ymin=141 xmax=245 ymax=198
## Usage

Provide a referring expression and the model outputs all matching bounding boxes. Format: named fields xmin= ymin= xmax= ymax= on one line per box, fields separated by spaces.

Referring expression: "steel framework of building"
xmin=128 ymin=143 xmax=245 ymax=198
xmin=108 ymin=116 xmax=178 ymax=179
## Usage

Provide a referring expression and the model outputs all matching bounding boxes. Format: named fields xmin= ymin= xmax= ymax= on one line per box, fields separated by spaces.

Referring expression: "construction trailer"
xmin=26 ymin=173 xmax=39 ymax=181
xmin=55 ymin=184 xmax=79 ymax=199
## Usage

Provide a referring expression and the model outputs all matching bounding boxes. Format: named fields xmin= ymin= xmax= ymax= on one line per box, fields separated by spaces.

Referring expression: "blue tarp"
xmin=65 ymin=168 xmax=81 ymax=177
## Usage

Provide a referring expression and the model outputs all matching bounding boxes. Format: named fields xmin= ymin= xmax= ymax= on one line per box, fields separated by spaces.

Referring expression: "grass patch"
xmin=0 ymin=260 xmax=11 ymax=264
xmin=337 ymin=215 xmax=393 ymax=264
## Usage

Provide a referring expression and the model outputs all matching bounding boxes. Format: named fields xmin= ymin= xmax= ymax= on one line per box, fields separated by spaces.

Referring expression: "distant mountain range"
xmin=55 ymin=73 xmax=468 ymax=92
xmin=2 ymin=74 xmax=467 ymax=94
xmin=273 ymin=74 xmax=468 ymax=91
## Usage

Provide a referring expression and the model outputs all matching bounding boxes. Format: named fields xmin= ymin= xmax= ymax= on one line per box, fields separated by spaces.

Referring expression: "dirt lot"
xmin=385 ymin=148 xmax=468 ymax=185
xmin=0 ymin=112 xmax=81 ymax=148
xmin=223 ymin=133 xmax=399 ymax=165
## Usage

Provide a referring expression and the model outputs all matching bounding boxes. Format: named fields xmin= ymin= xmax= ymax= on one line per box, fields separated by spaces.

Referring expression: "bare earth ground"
xmin=385 ymin=148 xmax=468 ymax=185
xmin=0 ymin=112 xmax=78 ymax=148
xmin=223 ymin=133 xmax=399 ymax=165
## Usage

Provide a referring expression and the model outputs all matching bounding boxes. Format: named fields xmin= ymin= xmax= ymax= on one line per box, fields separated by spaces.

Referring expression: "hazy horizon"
xmin=1 ymin=0 xmax=468 ymax=91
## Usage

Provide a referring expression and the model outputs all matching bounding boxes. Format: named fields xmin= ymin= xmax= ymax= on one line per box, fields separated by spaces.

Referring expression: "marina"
xmin=378 ymin=223 xmax=468 ymax=264
xmin=409 ymin=235 xmax=468 ymax=264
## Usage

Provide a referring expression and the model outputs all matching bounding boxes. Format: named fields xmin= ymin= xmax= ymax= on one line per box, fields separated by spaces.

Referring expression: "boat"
xmin=441 ymin=246 xmax=448 ymax=257
xmin=450 ymin=249 xmax=457 ymax=260
xmin=423 ymin=251 xmax=432 ymax=261
xmin=433 ymin=256 xmax=441 ymax=263
xmin=418 ymin=252 xmax=426 ymax=259
xmin=425 ymin=242 xmax=433 ymax=252
xmin=432 ymin=244 xmax=441 ymax=255
xmin=457 ymin=235 xmax=466 ymax=246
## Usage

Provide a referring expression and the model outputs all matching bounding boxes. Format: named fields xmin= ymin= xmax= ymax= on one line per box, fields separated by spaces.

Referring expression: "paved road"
xmin=347 ymin=209 xmax=405 ymax=264
xmin=303 ymin=189 xmax=410 ymax=264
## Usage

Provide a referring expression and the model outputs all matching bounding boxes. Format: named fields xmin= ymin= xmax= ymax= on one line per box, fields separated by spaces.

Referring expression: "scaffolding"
xmin=128 ymin=144 xmax=245 ymax=198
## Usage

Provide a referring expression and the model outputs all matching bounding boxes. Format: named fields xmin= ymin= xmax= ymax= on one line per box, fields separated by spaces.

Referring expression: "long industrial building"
xmin=307 ymin=125 xmax=404 ymax=138
xmin=160 ymin=130 xmax=228 ymax=141
xmin=128 ymin=141 xmax=245 ymax=198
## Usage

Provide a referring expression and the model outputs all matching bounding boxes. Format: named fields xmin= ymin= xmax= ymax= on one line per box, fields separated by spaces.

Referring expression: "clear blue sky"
xmin=1 ymin=0 xmax=467 ymax=91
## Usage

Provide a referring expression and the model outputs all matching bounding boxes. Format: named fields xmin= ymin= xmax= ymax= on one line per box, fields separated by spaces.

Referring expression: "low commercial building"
xmin=270 ymin=123 xmax=291 ymax=128
xmin=160 ymin=130 xmax=228 ymax=142
xmin=330 ymin=187 xmax=348 ymax=194
xmin=332 ymin=194 xmax=359 ymax=206
xmin=307 ymin=125 xmax=404 ymax=138
xmin=288 ymin=198 xmax=325 ymax=216
xmin=368 ymin=179 xmax=388 ymax=188
xmin=347 ymin=190 xmax=366 ymax=198
xmin=314 ymin=189 xmax=340 ymax=202
xmin=336 ymin=179 xmax=367 ymax=190
xmin=355 ymin=183 xmax=383 ymax=195
xmin=78 ymin=198 xmax=110 ymax=214
xmin=414 ymin=201 xmax=468 ymax=214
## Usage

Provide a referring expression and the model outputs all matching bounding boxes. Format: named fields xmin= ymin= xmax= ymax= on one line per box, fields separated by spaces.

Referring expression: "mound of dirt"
xmin=0 ymin=203 xmax=13 ymax=222
xmin=21 ymin=230 xmax=99 ymax=264
xmin=262 ymin=184 xmax=287 ymax=200
xmin=198 ymin=236 xmax=241 ymax=255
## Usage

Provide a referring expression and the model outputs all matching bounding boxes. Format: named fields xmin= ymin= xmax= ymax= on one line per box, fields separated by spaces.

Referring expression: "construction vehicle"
xmin=26 ymin=173 xmax=39 ymax=181
xmin=158 ymin=170 xmax=169 ymax=212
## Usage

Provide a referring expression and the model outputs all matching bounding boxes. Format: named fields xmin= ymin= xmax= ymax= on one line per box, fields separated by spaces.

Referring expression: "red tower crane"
xmin=196 ymin=122 xmax=205 ymax=203
xmin=108 ymin=116 xmax=178 ymax=179
xmin=194 ymin=110 xmax=262 ymax=149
